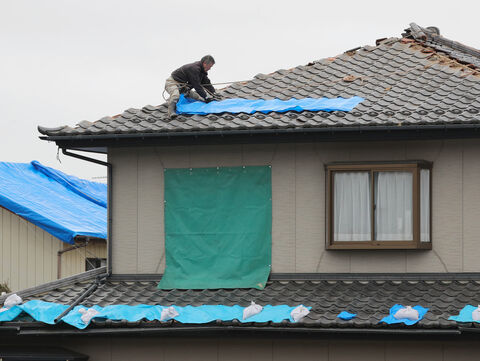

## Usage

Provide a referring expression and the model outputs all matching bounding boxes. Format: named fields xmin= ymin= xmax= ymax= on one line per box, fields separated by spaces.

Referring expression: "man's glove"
xmin=204 ymin=96 xmax=214 ymax=103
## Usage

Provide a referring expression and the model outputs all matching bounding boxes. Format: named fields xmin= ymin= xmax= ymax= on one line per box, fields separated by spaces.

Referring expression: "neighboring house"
xmin=2 ymin=23 xmax=480 ymax=360
xmin=0 ymin=161 xmax=107 ymax=292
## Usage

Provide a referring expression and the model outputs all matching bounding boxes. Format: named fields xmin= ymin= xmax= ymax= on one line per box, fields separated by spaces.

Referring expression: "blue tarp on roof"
xmin=0 ymin=300 xmax=311 ymax=329
xmin=0 ymin=161 xmax=107 ymax=244
xmin=31 ymin=161 xmax=107 ymax=208
xmin=175 ymin=94 xmax=364 ymax=115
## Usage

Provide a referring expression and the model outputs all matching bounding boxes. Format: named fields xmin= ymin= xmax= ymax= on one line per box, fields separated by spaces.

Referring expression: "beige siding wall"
xmin=110 ymin=139 xmax=480 ymax=274
xmin=5 ymin=335 xmax=479 ymax=361
xmin=0 ymin=207 xmax=106 ymax=292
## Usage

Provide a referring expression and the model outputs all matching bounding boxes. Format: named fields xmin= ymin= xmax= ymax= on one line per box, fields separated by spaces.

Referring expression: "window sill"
xmin=326 ymin=242 xmax=432 ymax=250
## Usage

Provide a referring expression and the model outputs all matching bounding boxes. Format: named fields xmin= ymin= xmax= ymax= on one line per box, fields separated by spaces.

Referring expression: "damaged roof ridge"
xmin=410 ymin=22 xmax=480 ymax=57
xmin=405 ymin=23 xmax=480 ymax=69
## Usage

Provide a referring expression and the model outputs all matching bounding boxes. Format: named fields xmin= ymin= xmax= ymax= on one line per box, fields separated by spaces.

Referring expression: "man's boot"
xmin=167 ymin=102 xmax=177 ymax=119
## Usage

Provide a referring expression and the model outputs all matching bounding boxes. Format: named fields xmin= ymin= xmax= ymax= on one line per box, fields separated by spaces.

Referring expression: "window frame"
xmin=326 ymin=161 xmax=432 ymax=250
xmin=85 ymin=257 xmax=107 ymax=271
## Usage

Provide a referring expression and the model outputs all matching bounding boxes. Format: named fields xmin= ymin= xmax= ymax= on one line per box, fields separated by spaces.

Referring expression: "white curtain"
xmin=420 ymin=169 xmax=430 ymax=242
xmin=375 ymin=171 xmax=413 ymax=241
xmin=334 ymin=172 xmax=371 ymax=241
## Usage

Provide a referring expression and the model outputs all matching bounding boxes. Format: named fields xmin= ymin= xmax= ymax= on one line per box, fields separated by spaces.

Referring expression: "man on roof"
xmin=165 ymin=55 xmax=218 ymax=119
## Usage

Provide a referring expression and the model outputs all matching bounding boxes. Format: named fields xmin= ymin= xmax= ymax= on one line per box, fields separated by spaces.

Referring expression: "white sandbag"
xmin=394 ymin=306 xmax=419 ymax=321
xmin=243 ymin=301 xmax=263 ymax=320
xmin=160 ymin=306 xmax=179 ymax=321
xmin=291 ymin=305 xmax=310 ymax=322
xmin=3 ymin=294 xmax=22 ymax=309
xmin=78 ymin=307 xmax=100 ymax=324
xmin=472 ymin=305 xmax=480 ymax=321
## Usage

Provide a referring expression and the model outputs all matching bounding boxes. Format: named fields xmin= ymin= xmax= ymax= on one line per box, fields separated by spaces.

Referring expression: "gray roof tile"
xmin=3 ymin=272 xmax=480 ymax=332
xmin=38 ymin=24 xmax=480 ymax=139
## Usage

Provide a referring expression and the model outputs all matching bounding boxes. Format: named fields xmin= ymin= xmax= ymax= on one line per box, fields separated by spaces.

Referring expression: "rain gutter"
xmin=40 ymin=123 xmax=480 ymax=142
xmin=13 ymin=325 xmax=462 ymax=337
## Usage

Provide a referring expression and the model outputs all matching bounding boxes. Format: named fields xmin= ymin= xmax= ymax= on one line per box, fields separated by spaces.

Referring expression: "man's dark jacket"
xmin=171 ymin=61 xmax=215 ymax=99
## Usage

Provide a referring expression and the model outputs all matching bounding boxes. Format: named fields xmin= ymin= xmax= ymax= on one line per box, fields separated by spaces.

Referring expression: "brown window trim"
xmin=326 ymin=161 xmax=432 ymax=250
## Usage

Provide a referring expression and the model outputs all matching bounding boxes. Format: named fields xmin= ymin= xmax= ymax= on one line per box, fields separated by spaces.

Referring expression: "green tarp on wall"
xmin=158 ymin=166 xmax=272 ymax=290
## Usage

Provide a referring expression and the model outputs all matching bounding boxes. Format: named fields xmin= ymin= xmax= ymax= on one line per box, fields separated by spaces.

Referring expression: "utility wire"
xmin=161 ymin=62 xmax=442 ymax=102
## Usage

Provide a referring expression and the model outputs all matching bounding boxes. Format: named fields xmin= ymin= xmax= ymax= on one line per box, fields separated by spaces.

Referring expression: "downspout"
xmin=61 ymin=148 xmax=113 ymax=277
xmin=53 ymin=274 xmax=105 ymax=324
xmin=57 ymin=241 xmax=88 ymax=279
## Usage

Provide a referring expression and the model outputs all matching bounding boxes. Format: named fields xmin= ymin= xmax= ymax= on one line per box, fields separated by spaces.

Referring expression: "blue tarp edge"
xmin=0 ymin=192 xmax=77 ymax=244
xmin=448 ymin=305 xmax=480 ymax=323
xmin=0 ymin=162 xmax=107 ymax=244
xmin=176 ymin=94 xmax=365 ymax=115
xmin=31 ymin=161 xmax=107 ymax=208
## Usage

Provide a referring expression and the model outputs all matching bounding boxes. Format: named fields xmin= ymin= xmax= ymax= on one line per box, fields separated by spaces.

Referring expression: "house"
xmin=0 ymin=161 xmax=107 ymax=292
xmin=1 ymin=23 xmax=480 ymax=360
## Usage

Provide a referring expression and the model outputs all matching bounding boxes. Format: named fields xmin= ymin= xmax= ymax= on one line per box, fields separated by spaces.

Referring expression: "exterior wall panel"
xmin=271 ymin=144 xmax=296 ymax=273
xmin=294 ymin=143 xmax=324 ymax=273
xmin=111 ymin=147 xmax=139 ymax=274
xmin=109 ymin=139 xmax=480 ymax=274
xmin=460 ymin=139 xmax=480 ymax=271
xmin=0 ymin=207 xmax=106 ymax=292
xmin=5 ymin=336 xmax=480 ymax=361
xmin=137 ymin=149 xmax=164 ymax=274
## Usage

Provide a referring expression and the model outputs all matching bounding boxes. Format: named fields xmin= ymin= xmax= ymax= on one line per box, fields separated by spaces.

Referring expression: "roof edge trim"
xmin=107 ymin=272 xmax=480 ymax=282
xmin=39 ymin=123 xmax=480 ymax=143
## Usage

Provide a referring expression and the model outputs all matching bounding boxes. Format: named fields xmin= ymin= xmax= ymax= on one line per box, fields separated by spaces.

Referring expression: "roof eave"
xmin=40 ymin=123 xmax=480 ymax=152
xmin=1 ymin=324 xmax=462 ymax=337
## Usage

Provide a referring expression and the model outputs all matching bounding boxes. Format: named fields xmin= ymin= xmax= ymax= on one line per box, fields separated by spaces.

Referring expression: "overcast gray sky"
xmin=1 ymin=0 xmax=479 ymax=181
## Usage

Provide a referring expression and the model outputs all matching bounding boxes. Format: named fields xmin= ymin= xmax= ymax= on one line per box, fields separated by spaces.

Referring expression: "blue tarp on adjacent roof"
xmin=175 ymin=94 xmax=364 ymax=115
xmin=0 ymin=161 xmax=107 ymax=244
xmin=31 ymin=161 xmax=107 ymax=208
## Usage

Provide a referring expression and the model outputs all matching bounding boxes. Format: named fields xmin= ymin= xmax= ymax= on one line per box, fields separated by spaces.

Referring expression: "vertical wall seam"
xmin=461 ymin=143 xmax=464 ymax=272
xmin=136 ymin=150 xmax=139 ymax=274
xmin=33 ymin=227 xmax=36 ymax=286
xmin=271 ymin=338 xmax=274 ymax=361
xmin=0 ymin=210 xmax=2 ymax=283
xmin=188 ymin=145 xmax=191 ymax=168
xmin=8 ymin=212 xmax=13 ymax=289
xmin=16 ymin=215 xmax=20 ymax=289
xmin=405 ymin=142 xmax=408 ymax=273
xmin=294 ymin=143 xmax=297 ymax=272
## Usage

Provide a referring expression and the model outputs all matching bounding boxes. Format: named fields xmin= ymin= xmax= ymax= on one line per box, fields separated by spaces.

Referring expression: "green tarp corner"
xmin=158 ymin=166 xmax=272 ymax=290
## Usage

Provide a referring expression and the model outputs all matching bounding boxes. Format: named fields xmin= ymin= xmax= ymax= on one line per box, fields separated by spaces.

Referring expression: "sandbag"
xmin=394 ymin=305 xmax=419 ymax=321
xmin=243 ymin=301 xmax=263 ymax=320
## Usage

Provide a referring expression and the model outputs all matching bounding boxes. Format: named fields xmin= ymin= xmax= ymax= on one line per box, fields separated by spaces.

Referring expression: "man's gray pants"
xmin=164 ymin=76 xmax=203 ymax=106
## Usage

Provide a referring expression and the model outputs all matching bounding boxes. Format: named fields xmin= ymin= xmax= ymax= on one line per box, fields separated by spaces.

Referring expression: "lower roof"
xmin=2 ymin=269 xmax=480 ymax=336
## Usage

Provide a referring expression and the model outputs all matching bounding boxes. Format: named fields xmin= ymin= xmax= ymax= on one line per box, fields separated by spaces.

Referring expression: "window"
xmin=326 ymin=161 xmax=432 ymax=250
xmin=85 ymin=258 xmax=107 ymax=271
